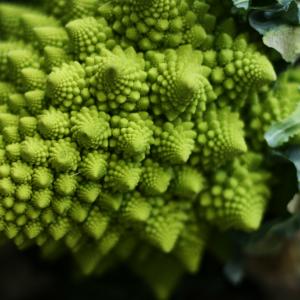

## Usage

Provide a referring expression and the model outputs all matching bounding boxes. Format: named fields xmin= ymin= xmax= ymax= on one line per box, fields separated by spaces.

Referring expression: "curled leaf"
xmin=232 ymin=0 xmax=250 ymax=9
xmin=263 ymin=25 xmax=300 ymax=63
xmin=265 ymin=103 xmax=300 ymax=148
xmin=232 ymin=0 xmax=300 ymax=62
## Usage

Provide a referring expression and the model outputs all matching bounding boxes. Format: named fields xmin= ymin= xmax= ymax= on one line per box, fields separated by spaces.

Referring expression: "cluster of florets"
xmin=0 ymin=0 xmax=292 ymax=299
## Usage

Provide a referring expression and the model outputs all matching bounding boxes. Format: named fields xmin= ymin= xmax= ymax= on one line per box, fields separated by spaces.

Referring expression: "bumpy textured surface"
xmin=246 ymin=69 xmax=300 ymax=149
xmin=0 ymin=0 xmax=294 ymax=299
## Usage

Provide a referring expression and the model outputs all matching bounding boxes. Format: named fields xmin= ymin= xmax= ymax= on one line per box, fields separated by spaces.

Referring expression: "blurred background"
xmin=1 ymin=236 xmax=300 ymax=300
xmin=0 ymin=243 xmax=261 ymax=300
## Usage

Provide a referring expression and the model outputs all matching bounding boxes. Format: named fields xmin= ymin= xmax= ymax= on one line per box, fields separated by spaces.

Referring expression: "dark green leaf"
xmin=277 ymin=146 xmax=300 ymax=189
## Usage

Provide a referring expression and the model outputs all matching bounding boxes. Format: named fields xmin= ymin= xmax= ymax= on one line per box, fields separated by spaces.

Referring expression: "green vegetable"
xmin=0 ymin=0 xmax=295 ymax=299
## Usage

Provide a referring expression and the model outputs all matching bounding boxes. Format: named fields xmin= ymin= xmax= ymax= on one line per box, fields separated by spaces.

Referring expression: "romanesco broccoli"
xmin=0 ymin=0 xmax=296 ymax=299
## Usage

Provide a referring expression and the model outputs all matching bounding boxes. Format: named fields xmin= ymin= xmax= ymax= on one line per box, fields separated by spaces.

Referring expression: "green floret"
xmin=49 ymin=139 xmax=80 ymax=171
xmin=45 ymin=0 xmax=67 ymax=19
xmin=0 ymin=42 xmax=24 ymax=80
xmin=8 ymin=93 xmax=27 ymax=115
xmin=8 ymin=49 xmax=41 ymax=90
xmin=143 ymin=198 xmax=189 ymax=252
xmin=19 ymin=117 xmax=37 ymax=137
xmin=66 ymin=17 xmax=115 ymax=61
xmin=139 ymin=159 xmax=173 ymax=195
xmin=20 ymin=137 xmax=49 ymax=165
xmin=33 ymin=26 xmax=69 ymax=50
xmin=47 ymin=62 xmax=91 ymax=110
xmin=0 ymin=82 xmax=16 ymax=104
xmin=152 ymin=121 xmax=196 ymax=164
xmin=109 ymin=112 xmax=154 ymax=160
xmin=24 ymin=89 xmax=45 ymax=115
xmin=199 ymin=153 xmax=271 ymax=231
xmin=32 ymin=167 xmax=53 ymax=189
xmin=203 ymin=33 xmax=276 ymax=108
xmin=173 ymin=218 xmax=209 ymax=273
xmin=120 ymin=192 xmax=151 ymax=223
xmin=71 ymin=107 xmax=111 ymax=149
xmin=146 ymin=45 xmax=215 ymax=120
xmin=85 ymin=46 xmax=149 ymax=111
xmin=65 ymin=0 xmax=99 ymax=22
xmin=104 ymin=155 xmax=141 ymax=192
xmin=38 ymin=107 xmax=70 ymax=139
xmin=54 ymin=173 xmax=77 ymax=196
xmin=107 ymin=0 xmax=208 ymax=50
xmin=10 ymin=161 xmax=32 ymax=184
xmin=20 ymin=12 xmax=59 ymax=43
xmin=194 ymin=105 xmax=247 ymax=169
xmin=0 ymin=3 xmax=31 ymax=38
xmin=20 ymin=68 xmax=47 ymax=92
xmin=171 ymin=165 xmax=206 ymax=199
xmin=132 ymin=249 xmax=184 ymax=300
xmin=44 ymin=46 xmax=71 ymax=72
xmin=79 ymin=151 xmax=108 ymax=181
